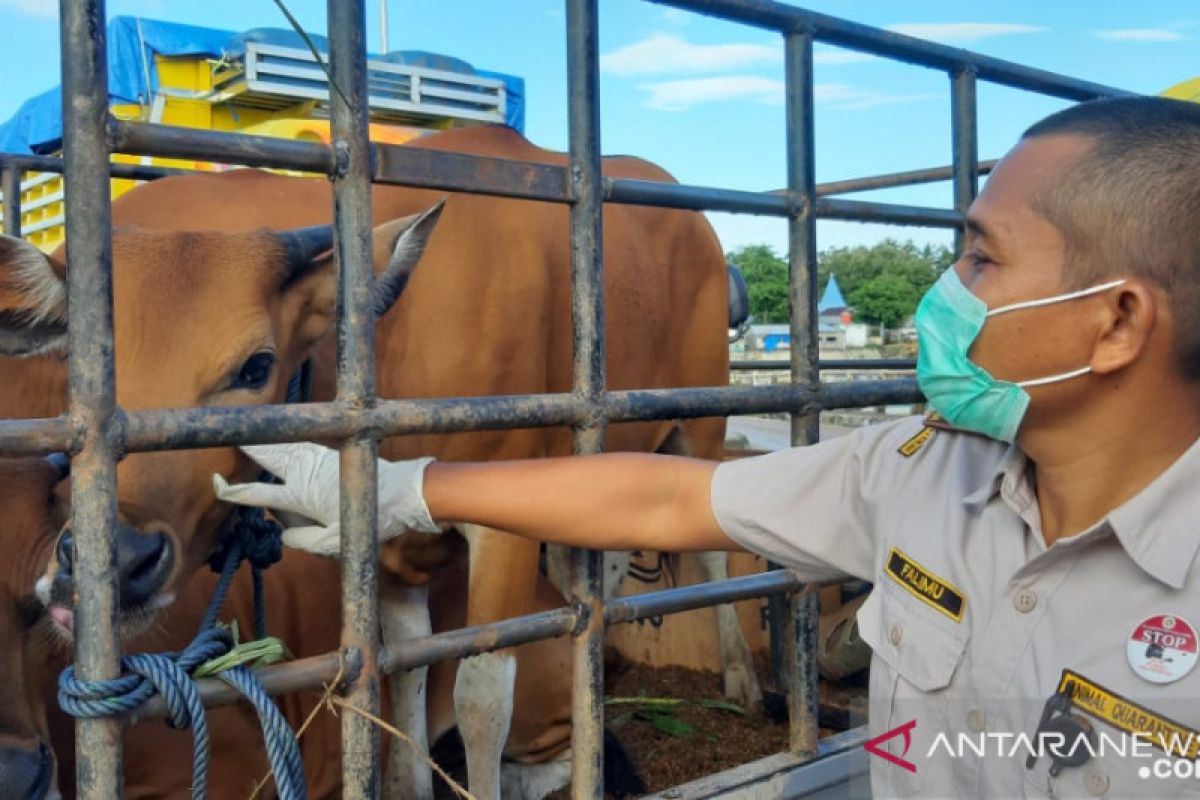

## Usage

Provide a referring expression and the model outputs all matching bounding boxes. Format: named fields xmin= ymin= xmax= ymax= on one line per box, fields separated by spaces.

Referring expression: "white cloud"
xmin=886 ymin=22 xmax=1044 ymax=43
xmin=1095 ymin=28 xmax=1185 ymax=41
xmin=0 ymin=0 xmax=56 ymax=17
xmin=815 ymin=84 xmax=939 ymax=111
xmin=639 ymin=76 xmax=784 ymax=111
xmin=601 ymin=34 xmax=780 ymax=77
xmin=814 ymin=48 xmax=879 ymax=65
xmin=659 ymin=8 xmax=690 ymax=27
xmin=637 ymin=76 xmax=936 ymax=112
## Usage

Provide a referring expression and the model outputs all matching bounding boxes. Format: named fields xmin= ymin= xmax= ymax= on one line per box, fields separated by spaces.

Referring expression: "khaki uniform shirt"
xmin=711 ymin=415 xmax=1200 ymax=799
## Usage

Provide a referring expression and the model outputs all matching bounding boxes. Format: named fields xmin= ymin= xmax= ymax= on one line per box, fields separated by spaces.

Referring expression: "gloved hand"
xmin=212 ymin=442 xmax=441 ymax=557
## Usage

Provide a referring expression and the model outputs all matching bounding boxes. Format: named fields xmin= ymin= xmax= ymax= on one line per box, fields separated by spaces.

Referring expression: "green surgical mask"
xmin=914 ymin=269 xmax=1125 ymax=443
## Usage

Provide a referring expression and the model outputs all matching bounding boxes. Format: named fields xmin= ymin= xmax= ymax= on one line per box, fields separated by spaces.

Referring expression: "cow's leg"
xmin=501 ymin=751 xmax=573 ymax=800
xmin=545 ymin=542 xmax=572 ymax=597
xmin=696 ymin=551 xmax=763 ymax=710
xmin=456 ymin=525 xmax=540 ymax=800
xmin=380 ymin=579 xmax=433 ymax=800
xmin=658 ymin=424 xmax=763 ymax=710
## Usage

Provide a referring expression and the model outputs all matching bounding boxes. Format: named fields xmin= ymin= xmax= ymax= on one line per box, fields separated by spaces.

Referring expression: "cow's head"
xmin=0 ymin=457 xmax=69 ymax=800
xmin=0 ymin=203 xmax=442 ymax=640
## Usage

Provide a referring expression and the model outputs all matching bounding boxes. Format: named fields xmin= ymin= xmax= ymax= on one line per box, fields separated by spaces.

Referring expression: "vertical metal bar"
xmin=951 ymin=67 xmax=979 ymax=258
xmin=60 ymin=0 xmax=122 ymax=796
xmin=783 ymin=27 xmax=821 ymax=758
xmin=1 ymin=165 xmax=21 ymax=237
xmin=566 ymin=0 xmax=606 ymax=796
xmin=327 ymin=1 xmax=382 ymax=796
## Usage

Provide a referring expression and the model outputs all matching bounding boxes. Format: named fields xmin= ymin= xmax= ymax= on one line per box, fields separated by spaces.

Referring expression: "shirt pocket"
xmin=857 ymin=579 xmax=971 ymax=797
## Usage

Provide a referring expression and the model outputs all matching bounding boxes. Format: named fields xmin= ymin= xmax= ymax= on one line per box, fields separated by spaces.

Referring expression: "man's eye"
xmin=232 ymin=351 xmax=275 ymax=391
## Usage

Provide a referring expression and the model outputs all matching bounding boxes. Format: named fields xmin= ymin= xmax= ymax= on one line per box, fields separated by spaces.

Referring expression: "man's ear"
xmin=0 ymin=236 xmax=67 ymax=357
xmin=370 ymin=200 xmax=445 ymax=319
xmin=1092 ymin=279 xmax=1158 ymax=375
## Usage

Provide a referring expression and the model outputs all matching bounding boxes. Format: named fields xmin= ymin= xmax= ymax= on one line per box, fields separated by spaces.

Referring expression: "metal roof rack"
xmin=212 ymin=42 xmax=508 ymax=125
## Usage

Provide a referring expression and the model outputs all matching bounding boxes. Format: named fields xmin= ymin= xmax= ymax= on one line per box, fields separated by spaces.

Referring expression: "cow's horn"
xmin=277 ymin=225 xmax=335 ymax=273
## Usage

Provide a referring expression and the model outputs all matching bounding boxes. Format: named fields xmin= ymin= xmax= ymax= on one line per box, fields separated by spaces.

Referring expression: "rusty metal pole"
xmin=783 ymin=27 xmax=821 ymax=757
xmin=565 ymin=0 xmax=607 ymax=796
xmin=1 ymin=165 xmax=20 ymax=237
xmin=327 ymin=0 xmax=382 ymax=796
xmin=60 ymin=0 xmax=123 ymax=796
xmin=951 ymin=66 xmax=979 ymax=258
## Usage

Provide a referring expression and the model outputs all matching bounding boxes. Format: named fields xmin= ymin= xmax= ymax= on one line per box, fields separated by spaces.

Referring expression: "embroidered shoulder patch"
xmin=884 ymin=546 xmax=965 ymax=622
xmin=898 ymin=425 xmax=935 ymax=457
xmin=1057 ymin=669 xmax=1200 ymax=759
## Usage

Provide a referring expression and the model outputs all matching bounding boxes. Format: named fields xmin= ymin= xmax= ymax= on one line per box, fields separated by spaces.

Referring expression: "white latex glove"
xmin=212 ymin=441 xmax=440 ymax=557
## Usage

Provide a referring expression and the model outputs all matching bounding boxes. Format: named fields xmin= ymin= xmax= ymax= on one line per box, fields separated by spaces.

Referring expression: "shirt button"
xmin=1083 ymin=768 xmax=1109 ymax=796
xmin=889 ymin=623 xmax=903 ymax=646
xmin=1013 ymin=589 xmax=1038 ymax=614
xmin=966 ymin=708 xmax=986 ymax=732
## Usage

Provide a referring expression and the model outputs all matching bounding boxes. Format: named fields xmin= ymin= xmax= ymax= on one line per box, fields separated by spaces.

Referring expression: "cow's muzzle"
xmin=0 ymin=742 xmax=52 ymax=800
xmin=52 ymin=522 xmax=175 ymax=613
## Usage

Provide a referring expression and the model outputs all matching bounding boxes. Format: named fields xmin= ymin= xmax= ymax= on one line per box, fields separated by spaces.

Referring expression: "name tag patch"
xmin=1057 ymin=669 xmax=1200 ymax=759
xmin=898 ymin=426 xmax=935 ymax=457
xmin=885 ymin=546 xmax=965 ymax=622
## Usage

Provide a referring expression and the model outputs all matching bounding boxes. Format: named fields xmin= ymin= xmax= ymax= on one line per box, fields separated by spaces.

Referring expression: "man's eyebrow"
xmin=964 ymin=215 xmax=992 ymax=241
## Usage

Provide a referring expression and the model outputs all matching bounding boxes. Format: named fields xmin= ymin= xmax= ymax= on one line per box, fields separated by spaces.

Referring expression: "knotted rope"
xmin=57 ymin=506 xmax=305 ymax=800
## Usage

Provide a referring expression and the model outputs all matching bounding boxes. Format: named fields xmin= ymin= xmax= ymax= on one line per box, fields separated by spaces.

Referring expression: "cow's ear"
xmin=0 ymin=236 xmax=67 ymax=356
xmin=370 ymin=200 xmax=444 ymax=318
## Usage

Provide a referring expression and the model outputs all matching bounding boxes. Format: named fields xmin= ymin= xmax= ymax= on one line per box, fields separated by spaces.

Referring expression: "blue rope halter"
xmin=56 ymin=498 xmax=306 ymax=799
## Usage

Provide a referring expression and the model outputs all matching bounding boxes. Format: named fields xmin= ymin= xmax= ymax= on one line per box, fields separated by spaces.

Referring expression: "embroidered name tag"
xmin=1057 ymin=669 xmax=1200 ymax=759
xmin=885 ymin=546 xmax=965 ymax=622
xmin=898 ymin=426 xmax=935 ymax=457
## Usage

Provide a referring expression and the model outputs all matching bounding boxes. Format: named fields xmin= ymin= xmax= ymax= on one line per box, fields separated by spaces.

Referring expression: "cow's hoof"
xmin=722 ymin=663 xmax=764 ymax=711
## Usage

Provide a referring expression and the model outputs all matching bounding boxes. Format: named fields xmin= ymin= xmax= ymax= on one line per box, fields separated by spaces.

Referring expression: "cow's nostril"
xmin=0 ymin=742 xmax=52 ymax=800
xmin=54 ymin=530 xmax=74 ymax=576
xmin=117 ymin=529 xmax=174 ymax=611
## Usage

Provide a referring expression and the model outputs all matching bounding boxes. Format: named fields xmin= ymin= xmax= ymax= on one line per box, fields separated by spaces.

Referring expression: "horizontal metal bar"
xmin=605 ymin=177 xmax=791 ymax=215
xmin=104 ymin=123 xmax=964 ymax=226
xmin=604 ymin=569 xmax=801 ymax=625
xmin=815 ymin=159 xmax=997 ymax=196
xmin=732 ymin=359 xmax=916 ymax=371
xmin=371 ymin=141 xmax=571 ymax=202
xmin=0 ymin=416 xmax=78 ymax=455
xmin=110 ymin=120 xmax=336 ymax=174
xmin=816 ymin=197 xmax=962 ymax=228
xmin=0 ymin=152 xmax=188 ymax=182
xmin=644 ymin=727 xmax=868 ymax=800
xmin=649 ymin=0 xmax=1133 ymax=102
xmin=131 ymin=570 xmax=800 ymax=722
xmin=0 ymin=380 xmax=922 ymax=457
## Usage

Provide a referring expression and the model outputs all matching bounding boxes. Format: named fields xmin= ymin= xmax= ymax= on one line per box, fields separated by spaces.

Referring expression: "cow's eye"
xmin=233 ymin=351 xmax=275 ymax=391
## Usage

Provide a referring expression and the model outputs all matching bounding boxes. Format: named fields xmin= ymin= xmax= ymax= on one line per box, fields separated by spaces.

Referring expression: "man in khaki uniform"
xmin=219 ymin=96 xmax=1200 ymax=797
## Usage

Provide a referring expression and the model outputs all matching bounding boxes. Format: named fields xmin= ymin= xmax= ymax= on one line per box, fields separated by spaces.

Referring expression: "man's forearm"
xmin=423 ymin=452 xmax=739 ymax=553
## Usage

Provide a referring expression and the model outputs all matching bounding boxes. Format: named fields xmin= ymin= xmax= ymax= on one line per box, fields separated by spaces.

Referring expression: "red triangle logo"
xmin=864 ymin=718 xmax=917 ymax=773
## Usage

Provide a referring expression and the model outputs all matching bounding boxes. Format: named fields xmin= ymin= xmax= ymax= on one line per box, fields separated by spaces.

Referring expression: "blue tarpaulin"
xmin=0 ymin=16 xmax=525 ymax=155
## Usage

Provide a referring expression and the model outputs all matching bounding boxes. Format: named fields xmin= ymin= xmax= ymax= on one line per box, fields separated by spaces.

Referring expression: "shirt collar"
xmin=964 ymin=433 xmax=1200 ymax=590
xmin=962 ymin=443 xmax=1025 ymax=510
xmin=1106 ymin=434 xmax=1200 ymax=590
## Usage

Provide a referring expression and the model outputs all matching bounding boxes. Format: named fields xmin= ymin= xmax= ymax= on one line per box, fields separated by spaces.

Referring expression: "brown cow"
xmin=0 ymin=125 xmax=759 ymax=798
xmin=0 ymin=456 xmax=639 ymax=799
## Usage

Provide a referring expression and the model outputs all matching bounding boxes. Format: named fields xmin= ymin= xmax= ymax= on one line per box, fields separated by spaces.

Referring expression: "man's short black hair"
xmin=1022 ymin=96 xmax=1200 ymax=378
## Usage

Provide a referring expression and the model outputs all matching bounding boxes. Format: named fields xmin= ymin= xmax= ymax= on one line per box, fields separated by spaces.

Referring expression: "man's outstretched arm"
xmin=214 ymin=443 xmax=742 ymax=556
xmin=424 ymin=453 xmax=739 ymax=553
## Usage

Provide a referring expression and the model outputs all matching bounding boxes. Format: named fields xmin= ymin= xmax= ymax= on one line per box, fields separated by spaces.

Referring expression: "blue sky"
xmin=0 ymin=1 xmax=1195 ymax=255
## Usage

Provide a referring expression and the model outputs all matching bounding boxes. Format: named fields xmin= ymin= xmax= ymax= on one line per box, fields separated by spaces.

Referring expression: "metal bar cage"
xmin=0 ymin=0 xmax=1130 ymax=797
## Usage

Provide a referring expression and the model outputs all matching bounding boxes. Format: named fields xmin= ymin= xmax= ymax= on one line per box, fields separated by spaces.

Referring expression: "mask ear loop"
xmin=987 ymin=279 xmax=1127 ymax=318
xmin=1016 ymin=365 xmax=1093 ymax=388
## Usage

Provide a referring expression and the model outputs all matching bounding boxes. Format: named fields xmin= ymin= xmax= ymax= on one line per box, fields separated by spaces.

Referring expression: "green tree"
xmin=850 ymin=273 xmax=919 ymax=328
xmin=727 ymin=244 xmax=788 ymax=324
xmin=730 ymin=238 xmax=954 ymax=327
